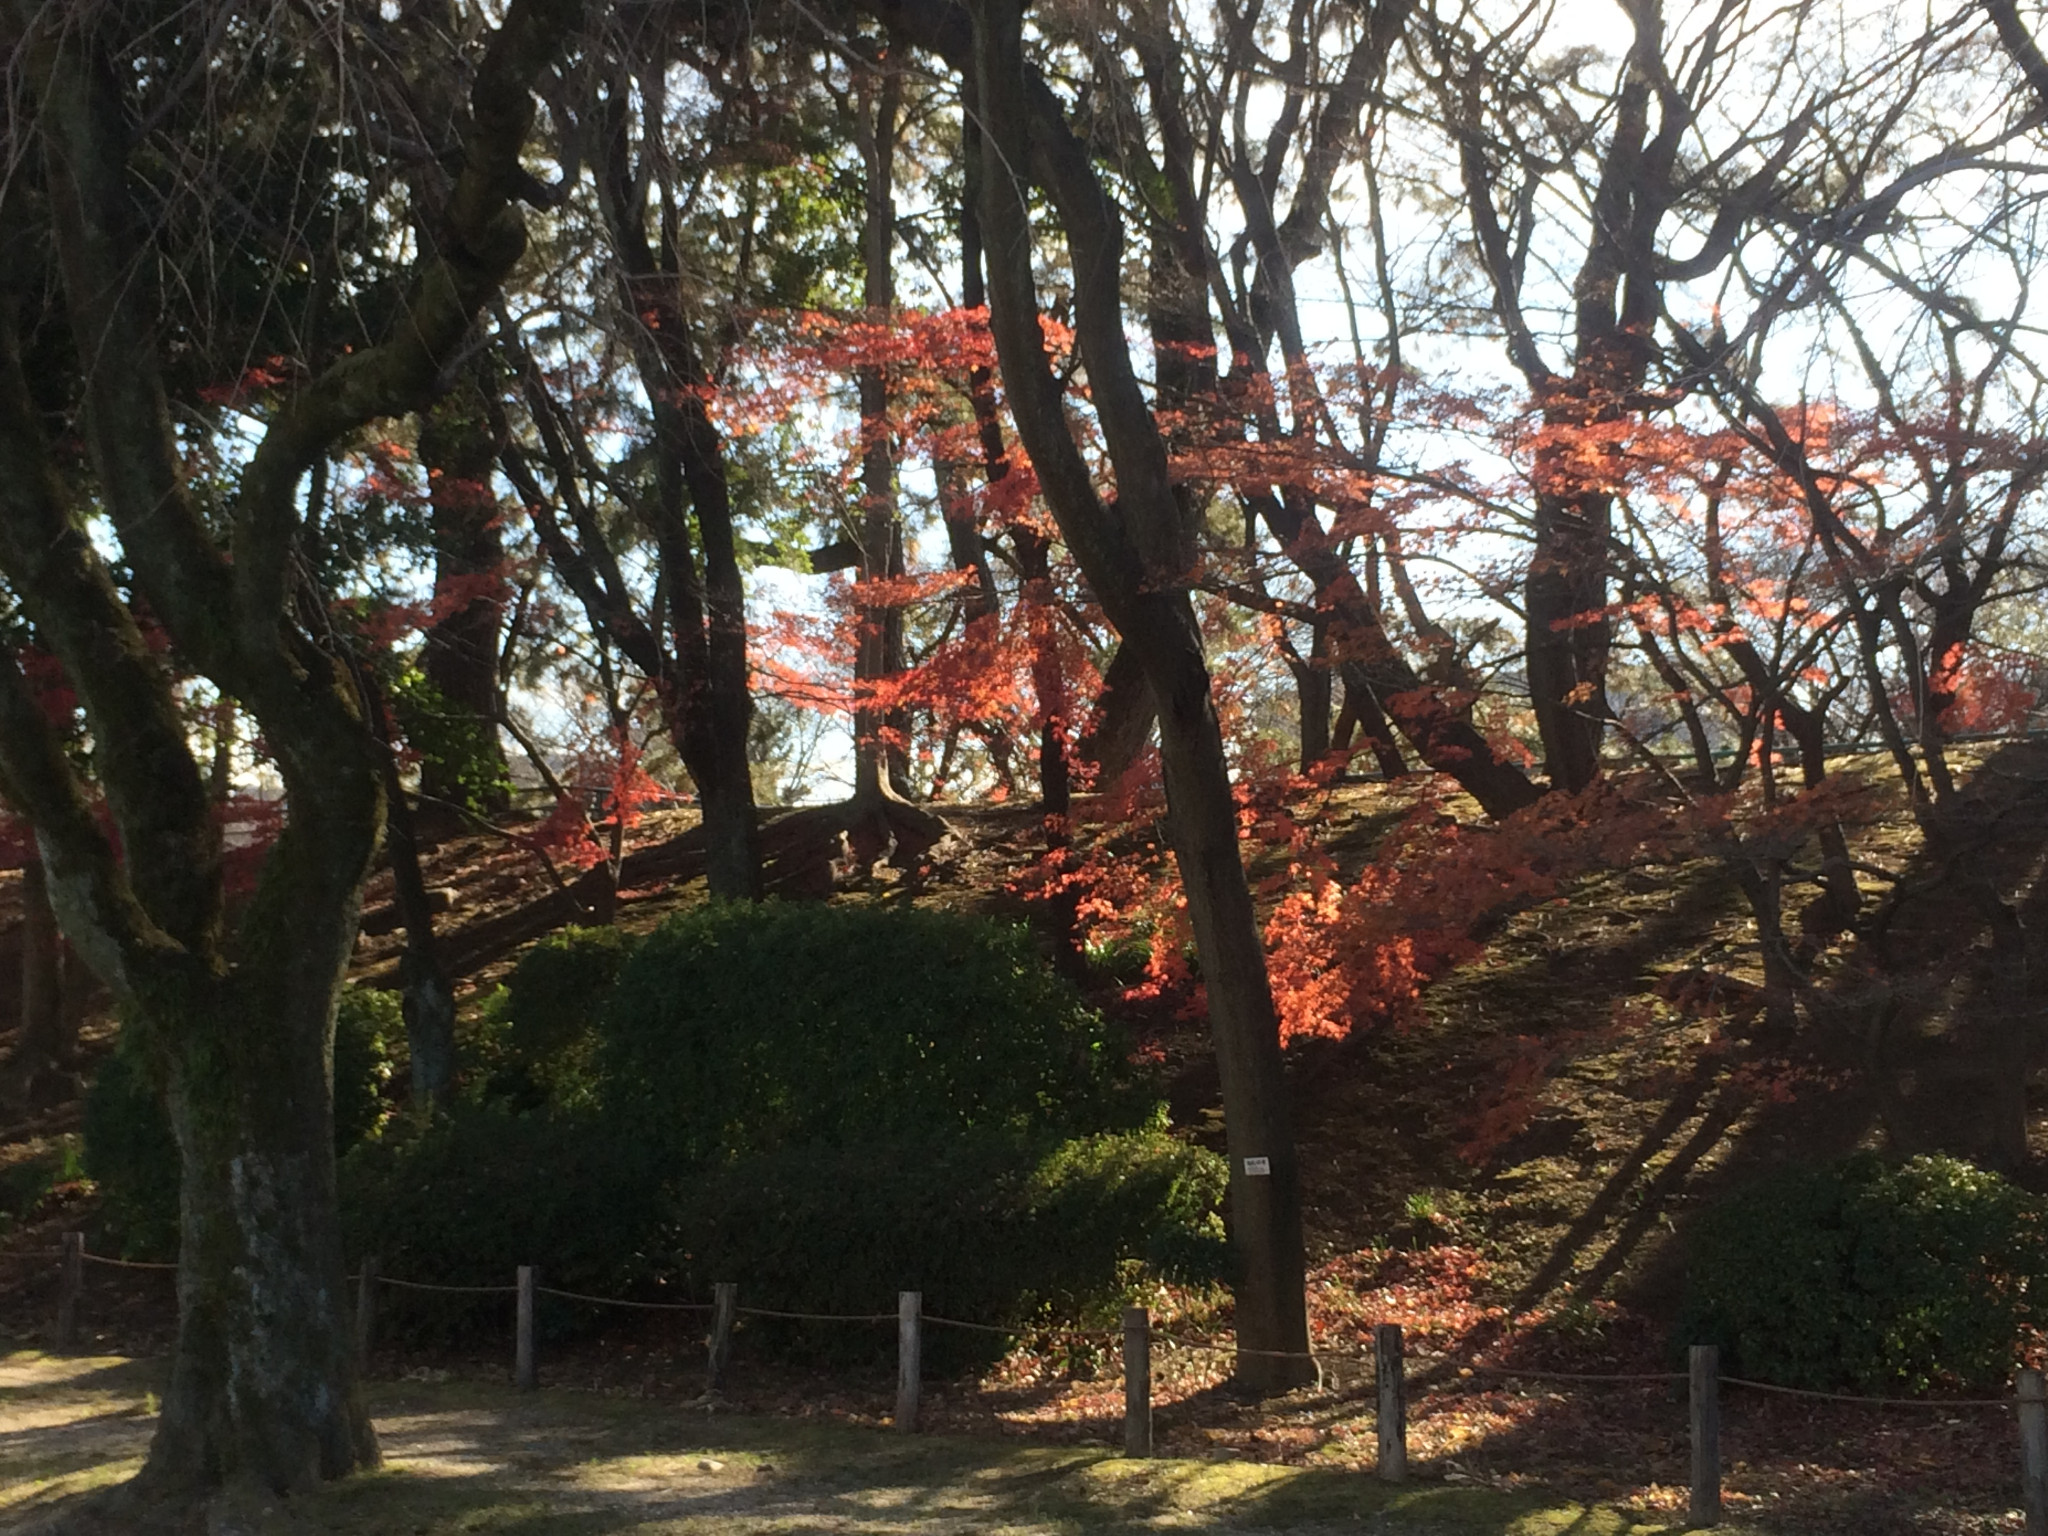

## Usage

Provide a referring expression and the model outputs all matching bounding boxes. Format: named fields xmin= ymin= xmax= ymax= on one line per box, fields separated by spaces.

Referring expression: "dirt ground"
xmin=0 ymin=1350 xmax=1675 ymax=1535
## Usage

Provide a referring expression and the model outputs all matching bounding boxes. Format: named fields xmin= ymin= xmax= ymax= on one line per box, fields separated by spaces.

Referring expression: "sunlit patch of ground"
xmin=0 ymin=1353 xmax=154 ymax=1522
xmin=0 ymin=1350 xmax=1683 ymax=1534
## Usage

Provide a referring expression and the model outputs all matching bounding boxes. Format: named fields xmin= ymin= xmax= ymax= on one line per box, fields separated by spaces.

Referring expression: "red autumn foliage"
xmin=1927 ymin=642 xmax=2038 ymax=734
xmin=1262 ymin=781 xmax=1680 ymax=1045
xmin=524 ymin=730 xmax=674 ymax=873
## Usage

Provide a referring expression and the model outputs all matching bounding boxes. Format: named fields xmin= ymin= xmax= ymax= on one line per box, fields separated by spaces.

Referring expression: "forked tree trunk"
xmin=951 ymin=0 xmax=1314 ymax=1388
xmin=1293 ymin=626 xmax=1332 ymax=774
xmin=1076 ymin=642 xmax=1156 ymax=793
xmin=0 ymin=0 xmax=580 ymax=1505
xmin=1333 ymin=673 xmax=1411 ymax=780
xmin=585 ymin=82 xmax=765 ymax=902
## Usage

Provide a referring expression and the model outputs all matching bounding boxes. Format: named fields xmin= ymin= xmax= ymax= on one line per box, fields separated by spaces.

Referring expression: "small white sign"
xmin=1243 ymin=1156 xmax=1272 ymax=1176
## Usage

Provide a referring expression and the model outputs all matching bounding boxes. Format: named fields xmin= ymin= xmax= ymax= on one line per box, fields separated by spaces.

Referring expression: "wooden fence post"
xmin=707 ymin=1282 xmax=738 ymax=1391
xmin=895 ymin=1291 xmax=921 ymax=1433
xmin=1123 ymin=1306 xmax=1152 ymax=1458
xmin=515 ymin=1265 xmax=537 ymax=1391
xmin=355 ymin=1257 xmax=377 ymax=1372
xmin=53 ymin=1232 xmax=81 ymax=1351
xmin=1375 ymin=1323 xmax=1406 ymax=1483
xmin=2019 ymin=1367 xmax=2048 ymax=1536
xmin=1690 ymin=1344 xmax=1721 ymax=1529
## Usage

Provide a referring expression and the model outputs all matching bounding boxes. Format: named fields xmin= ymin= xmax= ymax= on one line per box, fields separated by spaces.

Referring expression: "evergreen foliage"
xmin=337 ymin=902 xmax=1219 ymax=1353
xmin=1679 ymin=1154 xmax=2048 ymax=1391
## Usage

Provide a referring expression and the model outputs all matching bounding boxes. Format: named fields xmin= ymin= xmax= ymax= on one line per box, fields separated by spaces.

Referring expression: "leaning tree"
xmin=0 ymin=0 xmax=580 ymax=1500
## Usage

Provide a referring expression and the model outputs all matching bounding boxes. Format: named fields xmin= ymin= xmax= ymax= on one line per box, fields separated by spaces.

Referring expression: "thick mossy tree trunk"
xmin=0 ymin=0 xmax=581 ymax=1500
xmin=147 ymin=862 xmax=381 ymax=1490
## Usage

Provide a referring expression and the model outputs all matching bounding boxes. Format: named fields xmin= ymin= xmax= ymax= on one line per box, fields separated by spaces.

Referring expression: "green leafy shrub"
xmin=80 ymin=1037 xmax=181 ymax=1260
xmin=339 ymin=1104 xmax=660 ymax=1339
xmin=388 ymin=667 xmax=512 ymax=815
xmin=334 ymin=986 xmax=398 ymax=1149
xmin=678 ymin=1130 xmax=1223 ymax=1321
xmin=1033 ymin=1131 xmax=1233 ymax=1291
xmin=0 ymin=1136 xmax=84 ymax=1238
xmin=342 ymin=1118 xmax=1224 ymax=1358
xmin=476 ymin=926 xmax=639 ymax=1106
xmin=1678 ymin=1153 xmax=2047 ymax=1391
xmin=342 ymin=903 xmax=1212 ymax=1353
xmin=599 ymin=901 xmax=1151 ymax=1162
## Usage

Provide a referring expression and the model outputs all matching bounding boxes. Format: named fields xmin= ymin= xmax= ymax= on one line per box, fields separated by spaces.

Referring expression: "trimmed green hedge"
xmin=341 ymin=1119 xmax=1226 ymax=1359
xmin=1679 ymin=1153 xmax=2048 ymax=1391
xmin=93 ymin=903 xmax=1225 ymax=1354
xmin=597 ymin=901 xmax=1154 ymax=1160
xmin=342 ymin=902 xmax=1219 ymax=1354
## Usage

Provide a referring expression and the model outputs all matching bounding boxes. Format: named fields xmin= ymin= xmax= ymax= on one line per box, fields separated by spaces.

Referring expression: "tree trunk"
xmin=357 ymin=669 xmax=456 ymax=1108
xmin=7 ymin=856 xmax=77 ymax=1106
xmin=584 ymin=77 xmax=766 ymax=903
xmin=19 ymin=857 xmax=61 ymax=1056
xmin=955 ymin=0 xmax=1313 ymax=1388
xmin=959 ymin=144 xmax=1065 ymax=817
xmin=147 ymin=973 xmax=379 ymax=1494
xmin=385 ymin=789 xmax=456 ymax=1109
xmin=1252 ymin=487 xmax=1538 ymax=816
xmin=1147 ymin=612 xmax=1314 ymax=1389
xmin=856 ymin=63 xmax=912 ymax=803
xmin=1334 ymin=672 xmax=1411 ymax=780
xmin=1076 ymin=642 xmax=1157 ymax=793
xmin=1525 ymin=477 xmax=1613 ymax=792
xmin=1293 ymin=625 xmax=1332 ymax=774
xmin=418 ymin=370 xmax=512 ymax=814
xmin=0 ymin=0 xmax=577 ymax=1507
xmin=209 ymin=702 xmax=235 ymax=803
xmin=1013 ymin=528 xmax=1074 ymax=817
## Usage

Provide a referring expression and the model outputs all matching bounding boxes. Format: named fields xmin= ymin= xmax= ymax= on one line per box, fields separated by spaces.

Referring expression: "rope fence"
xmin=1719 ymin=1376 xmax=2014 ymax=1410
xmin=373 ymin=1276 xmax=519 ymax=1296
xmin=538 ymin=1285 xmax=712 ymax=1313
xmin=735 ymin=1305 xmax=897 ymax=1324
xmin=36 ymin=1231 xmax=2048 ymax=1531
xmin=77 ymin=1250 xmax=176 ymax=1272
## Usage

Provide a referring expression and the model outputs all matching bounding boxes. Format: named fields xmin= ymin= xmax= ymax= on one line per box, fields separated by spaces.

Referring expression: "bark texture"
xmin=0 ymin=0 xmax=580 ymax=1497
xmin=874 ymin=0 xmax=1313 ymax=1387
xmin=548 ymin=54 xmax=765 ymax=899
xmin=419 ymin=370 xmax=514 ymax=813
